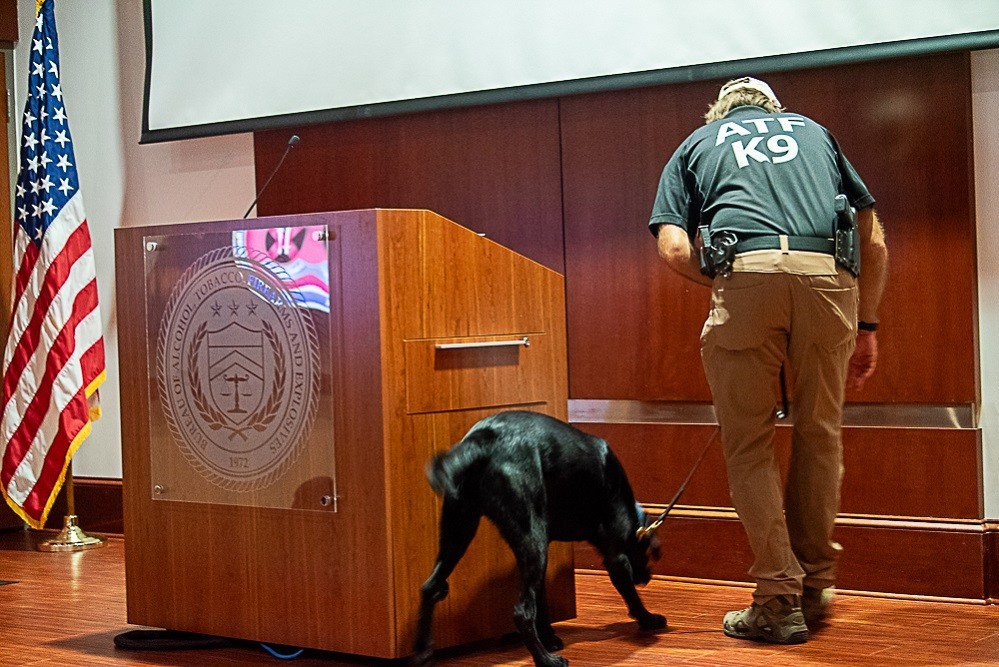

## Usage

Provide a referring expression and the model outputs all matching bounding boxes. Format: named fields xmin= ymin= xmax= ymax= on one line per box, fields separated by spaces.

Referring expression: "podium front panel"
xmin=142 ymin=224 xmax=338 ymax=512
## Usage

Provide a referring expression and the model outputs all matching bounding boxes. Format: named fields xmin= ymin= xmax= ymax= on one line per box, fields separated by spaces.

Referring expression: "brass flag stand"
xmin=37 ymin=465 xmax=105 ymax=552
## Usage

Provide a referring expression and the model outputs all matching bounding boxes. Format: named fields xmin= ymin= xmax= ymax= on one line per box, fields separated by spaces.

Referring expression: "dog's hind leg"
xmin=492 ymin=518 xmax=567 ymax=667
xmin=411 ymin=498 xmax=481 ymax=665
xmin=535 ymin=576 xmax=563 ymax=652
xmin=604 ymin=553 xmax=668 ymax=630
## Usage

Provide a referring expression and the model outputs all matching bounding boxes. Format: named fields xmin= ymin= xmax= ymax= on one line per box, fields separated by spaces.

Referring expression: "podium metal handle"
xmin=435 ymin=337 xmax=530 ymax=350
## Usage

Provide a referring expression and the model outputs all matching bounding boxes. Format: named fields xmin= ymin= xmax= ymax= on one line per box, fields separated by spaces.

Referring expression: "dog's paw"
xmin=540 ymin=632 xmax=564 ymax=652
xmin=408 ymin=647 xmax=435 ymax=666
xmin=636 ymin=612 xmax=668 ymax=631
xmin=536 ymin=654 xmax=569 ymax=667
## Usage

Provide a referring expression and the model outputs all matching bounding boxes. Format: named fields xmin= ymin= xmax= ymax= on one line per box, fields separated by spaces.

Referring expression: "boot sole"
xmin=723 ymin=626 xmax=810 ymax=645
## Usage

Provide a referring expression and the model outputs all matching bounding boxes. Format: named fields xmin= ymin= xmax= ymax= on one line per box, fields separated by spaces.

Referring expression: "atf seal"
xmin=157 ymin=246 xmax=320 ymax=491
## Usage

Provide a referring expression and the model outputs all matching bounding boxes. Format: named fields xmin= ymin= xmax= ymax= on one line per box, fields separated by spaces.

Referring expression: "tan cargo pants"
xmin=700 ymin=254 xmax=857 ymax=602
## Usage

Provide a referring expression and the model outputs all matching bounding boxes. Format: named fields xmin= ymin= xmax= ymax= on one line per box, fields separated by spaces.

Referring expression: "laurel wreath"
xmin=187 ymin=319 xmax=285 ymax=441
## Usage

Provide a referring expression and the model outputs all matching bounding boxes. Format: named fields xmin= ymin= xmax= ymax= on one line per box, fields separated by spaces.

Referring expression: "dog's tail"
xmin=426 ymin=430 xmax=492 ymax=499
xmin=426 ymin=450 xmax=458 ymax=498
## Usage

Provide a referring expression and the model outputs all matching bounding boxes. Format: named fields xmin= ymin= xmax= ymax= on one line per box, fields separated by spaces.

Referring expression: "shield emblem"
xmin=207 ymin=322 xmax=265 ymax=426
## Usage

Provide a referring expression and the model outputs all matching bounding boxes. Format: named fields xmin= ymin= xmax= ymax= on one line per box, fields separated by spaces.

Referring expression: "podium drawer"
xmin=404 ymin=334 xmax=548 ymax=413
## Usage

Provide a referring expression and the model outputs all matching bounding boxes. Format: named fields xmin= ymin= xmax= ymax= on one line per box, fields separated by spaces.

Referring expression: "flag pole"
xmin=36 ymin=463 xmax=105 ymax=552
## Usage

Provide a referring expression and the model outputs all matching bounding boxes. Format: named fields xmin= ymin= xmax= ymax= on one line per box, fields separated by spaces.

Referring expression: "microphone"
xmin=242 ymin=134 xmax=300 ymax=219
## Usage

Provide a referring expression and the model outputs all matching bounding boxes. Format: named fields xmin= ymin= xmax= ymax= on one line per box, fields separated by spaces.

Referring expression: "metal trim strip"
xmin=569 ymin=399 xmax=976 ymax=429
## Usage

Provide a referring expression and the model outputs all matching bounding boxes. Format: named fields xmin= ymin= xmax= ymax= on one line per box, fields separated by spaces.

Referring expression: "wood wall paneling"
xmin=559 ymin=52 xmax=976 ymax=405
xmin=254 ymin=53 xmax=977 ymax=404
xmin=0 ymin=0 xmax=16 ymax=45
xmin=254 ymin=100 xmax=566 ymax=273
xmin=583 ymin=422 xmax=982 ymax=520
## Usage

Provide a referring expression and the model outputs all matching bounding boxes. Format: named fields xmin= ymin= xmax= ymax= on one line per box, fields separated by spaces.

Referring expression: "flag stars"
xmin=32 ymin=38 xmax=42 ymax=54
xmin=55 ymin=154 xmax=72 ymax=172
xmin=57 ymin=178 xmax=73 ymax=196
xmin=32 ymin=62 xmax=44 ymax=78
xmin=39 ymin=152 xmax=52 ymax=169
xmin=48 ymin=61 xmax=58 ymax=77
xmin=41 ymin=199 xmax=56 ymax=216
xmin=39 ymin=175 xmax=53 ymax=193
xmin=27 ymin=155 xmax=40 ymax=172
xmin=53 ymin=130 xmax=69 ymax=147
xmin=51 ymin=84 xmax=63 ymax=101
xmin=24 ymin=132 xmax=38 ymax=150
xmin=23 ymin=111 xmax=36 ymax=126
xmin=52 ymin=107 xmax=66 ymax=125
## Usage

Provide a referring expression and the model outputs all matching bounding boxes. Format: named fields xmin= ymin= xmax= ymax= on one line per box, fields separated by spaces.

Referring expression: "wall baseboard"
xmin=5 ymin=476 xmax=125 ymax=535
xmin=577 ymin=510 xmax=998 ymax=602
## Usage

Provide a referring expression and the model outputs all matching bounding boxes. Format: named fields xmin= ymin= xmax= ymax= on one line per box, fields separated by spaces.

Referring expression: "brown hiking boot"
xmin=722 ymin=595 xmax=809 ymax=644
xmin=802 ymin=586 xmax=834 ymax=626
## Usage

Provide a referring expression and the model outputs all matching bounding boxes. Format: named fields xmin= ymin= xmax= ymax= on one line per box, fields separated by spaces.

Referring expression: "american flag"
xmin=0 ymin=0 xmax=105 ymax=529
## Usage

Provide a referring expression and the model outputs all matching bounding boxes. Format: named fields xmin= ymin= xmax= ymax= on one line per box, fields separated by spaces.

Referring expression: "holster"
xmin=698 ymin=225 xmax=738 ymax=279
xmin=834 ymin=194 xmax=860 ymax=277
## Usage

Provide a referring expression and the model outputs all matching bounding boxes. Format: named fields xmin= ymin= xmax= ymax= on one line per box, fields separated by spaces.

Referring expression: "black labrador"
xmin=411 ymin=410 xmax=666 ymax=667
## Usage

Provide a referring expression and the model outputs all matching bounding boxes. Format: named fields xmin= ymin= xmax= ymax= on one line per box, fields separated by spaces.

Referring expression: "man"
xmin=649 ymin=77 xmax=888 ymax=644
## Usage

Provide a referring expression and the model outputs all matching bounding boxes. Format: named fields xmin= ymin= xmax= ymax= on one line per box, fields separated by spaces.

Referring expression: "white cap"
xmin=717 ymin=76 xmax=781 ymax=107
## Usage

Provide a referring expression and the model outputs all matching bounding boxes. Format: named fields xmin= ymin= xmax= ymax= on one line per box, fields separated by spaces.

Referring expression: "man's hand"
xmin=847 ymin=330 xmax=878 ymax=390
xmin=655 ymin=224 xmax=713 ymax=286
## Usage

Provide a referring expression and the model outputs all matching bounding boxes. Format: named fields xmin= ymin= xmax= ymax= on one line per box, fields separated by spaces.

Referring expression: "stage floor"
xmin=2 ymin=529 xmax=998 ymax=666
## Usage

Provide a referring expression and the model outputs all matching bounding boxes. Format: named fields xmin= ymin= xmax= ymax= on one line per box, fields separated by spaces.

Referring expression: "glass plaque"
xmin=143 ymin=224 xmax=337 ymax=512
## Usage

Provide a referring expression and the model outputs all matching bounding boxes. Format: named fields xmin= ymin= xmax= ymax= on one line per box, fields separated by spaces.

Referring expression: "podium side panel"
xmin=375 ymin=211 xmax=572 ymax=655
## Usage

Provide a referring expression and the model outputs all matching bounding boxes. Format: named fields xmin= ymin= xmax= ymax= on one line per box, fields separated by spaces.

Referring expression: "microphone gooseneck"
xmin=242 ymin=134 xmax=300 ymax=219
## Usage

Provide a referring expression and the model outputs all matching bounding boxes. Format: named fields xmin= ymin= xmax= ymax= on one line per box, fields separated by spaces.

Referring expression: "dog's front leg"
xmin=604 ymin=554 xmax=668 ymax=631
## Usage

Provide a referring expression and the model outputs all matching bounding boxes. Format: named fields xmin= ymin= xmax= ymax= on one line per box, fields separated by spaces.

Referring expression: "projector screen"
xmin=141 ymin=0 xmax=999 ymax=144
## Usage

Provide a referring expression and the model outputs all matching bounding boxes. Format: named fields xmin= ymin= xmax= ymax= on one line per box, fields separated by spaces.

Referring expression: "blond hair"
xmin=704 ymin=89 xmax=783 ymax=124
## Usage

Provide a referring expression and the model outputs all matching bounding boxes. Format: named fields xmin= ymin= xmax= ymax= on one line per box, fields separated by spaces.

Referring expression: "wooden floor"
xmin=3 ymin=529 xmax=999 ymax=666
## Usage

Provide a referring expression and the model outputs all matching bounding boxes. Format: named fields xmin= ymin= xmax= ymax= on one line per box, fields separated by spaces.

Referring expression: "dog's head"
xmin=628 ymin=504 xmax=662 ymax=585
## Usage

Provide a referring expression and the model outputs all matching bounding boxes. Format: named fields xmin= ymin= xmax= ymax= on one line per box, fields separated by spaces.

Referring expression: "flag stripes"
xmin=1 ymin=0 xmax=105 ymax=528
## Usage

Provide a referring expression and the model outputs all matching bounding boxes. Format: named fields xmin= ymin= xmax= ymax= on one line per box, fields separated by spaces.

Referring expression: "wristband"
xmin=857 ymin=321 xmax=878 ymax=332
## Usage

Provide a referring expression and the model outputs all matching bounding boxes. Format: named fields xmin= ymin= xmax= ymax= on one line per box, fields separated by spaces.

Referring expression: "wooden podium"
xmin=115 ymin=209 xmax=572 ymax=658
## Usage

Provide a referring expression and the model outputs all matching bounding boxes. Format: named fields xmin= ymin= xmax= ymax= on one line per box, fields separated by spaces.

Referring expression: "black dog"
xmin=411 ymin=410 xmax=665 ymax=667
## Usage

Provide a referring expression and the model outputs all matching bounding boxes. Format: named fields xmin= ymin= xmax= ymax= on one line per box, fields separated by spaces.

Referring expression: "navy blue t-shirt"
xmin=649 ymin=105 xmax=875 ymax=240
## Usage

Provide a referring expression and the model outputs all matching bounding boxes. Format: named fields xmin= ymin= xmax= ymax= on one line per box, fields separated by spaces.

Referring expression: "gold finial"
xmin=36 ymin=0 xmax=45 ymax=16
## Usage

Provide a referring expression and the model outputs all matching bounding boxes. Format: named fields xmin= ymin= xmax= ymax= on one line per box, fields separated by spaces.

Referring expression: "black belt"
xmin=734 ymin=236 xmax=835 ymax=255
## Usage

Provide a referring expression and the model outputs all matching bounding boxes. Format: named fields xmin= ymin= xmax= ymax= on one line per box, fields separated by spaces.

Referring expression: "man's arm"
xmin=655 ymin=223 xmax=713 ymax=287
xmin=856 ymin=207 xmax=888 ymax=323
xmin=847 ymin=206 xmax=888 ymax=390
